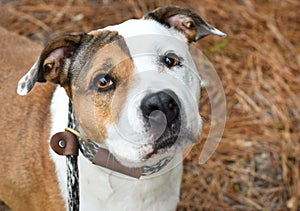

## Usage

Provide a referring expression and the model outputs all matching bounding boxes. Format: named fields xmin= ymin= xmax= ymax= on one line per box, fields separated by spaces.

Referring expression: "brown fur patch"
xmin=71 ymin=31 xmax=134 ymax=143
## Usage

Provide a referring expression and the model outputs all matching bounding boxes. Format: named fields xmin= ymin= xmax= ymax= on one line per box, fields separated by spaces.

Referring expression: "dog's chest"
xmin=78 ymin=154 xmax=182 ymax=211
xmin=49 ymin=87 xmax=182 ymax=210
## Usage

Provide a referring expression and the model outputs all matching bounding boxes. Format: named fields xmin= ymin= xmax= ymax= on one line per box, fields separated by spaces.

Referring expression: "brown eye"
xmin=43 ymin=62 xmax=53 ymax=72
xmin=162 ymin=53 xmax=181 ymax=68
xmin=97 ymin=75 xmax=115 ymax=92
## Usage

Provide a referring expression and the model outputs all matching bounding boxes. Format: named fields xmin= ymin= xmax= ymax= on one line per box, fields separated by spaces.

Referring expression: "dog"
xmin=0 ymin=5 xmax=226 ymax=211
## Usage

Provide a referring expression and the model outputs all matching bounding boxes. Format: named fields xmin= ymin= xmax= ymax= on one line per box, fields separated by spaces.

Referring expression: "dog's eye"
xmin=43 ymin=62 xmax=53 ymax=72
xmin=162 ymin=53 xmax=181 ymax=68
xmin=95 ymin=74 xmax=115 ymax=92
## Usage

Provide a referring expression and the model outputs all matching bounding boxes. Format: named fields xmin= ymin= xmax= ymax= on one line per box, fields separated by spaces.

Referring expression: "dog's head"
xmin=17 ymin=5 xmax=226 ymax=168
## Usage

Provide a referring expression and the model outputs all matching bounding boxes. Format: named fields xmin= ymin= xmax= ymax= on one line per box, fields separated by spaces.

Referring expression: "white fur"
xmin=208 ymin=26 xmax=227 ymax=37
xmin=104 ymin=19 xmax=187 ymax=42
xmin=17 ymin=61 xmax=39 ymax=95
xmin=49 ymin=86 xmax=69 ymax=208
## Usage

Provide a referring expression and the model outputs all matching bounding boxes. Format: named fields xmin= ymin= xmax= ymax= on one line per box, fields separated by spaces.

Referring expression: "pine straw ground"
xmin=0 ymin=0 xmax=299 ymax=210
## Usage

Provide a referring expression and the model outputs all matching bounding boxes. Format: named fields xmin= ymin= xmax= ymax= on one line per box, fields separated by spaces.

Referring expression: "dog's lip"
xmin=153 ymin=135 xmax=179 ymax=152
xmin=144 ymin=135 xmax=179 ymax=159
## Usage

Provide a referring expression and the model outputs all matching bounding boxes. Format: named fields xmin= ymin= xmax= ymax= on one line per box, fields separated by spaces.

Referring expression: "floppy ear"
xmin=143 ymin=4 xmax=226 ymax=42
xmin=17 ymin=32 xmax=90 ymax=96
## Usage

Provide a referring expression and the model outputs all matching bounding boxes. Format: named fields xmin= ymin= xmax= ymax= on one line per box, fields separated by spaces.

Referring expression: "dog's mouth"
xmin=143 ymin=126 xmax=196 ymax=162
xmin=154 ymin=135 xmax=178 ymax=153
xmin=151 ymin=122 xmax=180 ymax=153
xmin=145 ymin=119 xmax=187 ymax=158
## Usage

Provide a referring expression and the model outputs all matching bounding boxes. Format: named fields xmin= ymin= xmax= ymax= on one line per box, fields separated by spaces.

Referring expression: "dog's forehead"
xmin=102 ymin=19 xmax=186 ymax=41
xmin=97 ymin=19 xmax=190 ymax=74
xmin=101 ymin=19 xmax=189 ymax=56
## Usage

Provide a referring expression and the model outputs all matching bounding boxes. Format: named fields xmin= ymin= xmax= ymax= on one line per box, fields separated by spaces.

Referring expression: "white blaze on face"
xmin=99 ymin=20 xmax=202 ymax=167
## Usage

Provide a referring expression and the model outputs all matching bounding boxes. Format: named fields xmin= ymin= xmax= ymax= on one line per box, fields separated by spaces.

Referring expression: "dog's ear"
xmin=17 ymin=32 xmax=90 ymax=96
xmin=144 ymin=5 xmax=226 ymax=42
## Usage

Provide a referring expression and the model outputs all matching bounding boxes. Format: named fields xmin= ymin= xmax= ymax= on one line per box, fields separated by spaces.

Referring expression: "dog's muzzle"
xmin=140 ymin=89 xmax=181 ymax=154
xmin=50 ymin=100 xmax=175 ymax=179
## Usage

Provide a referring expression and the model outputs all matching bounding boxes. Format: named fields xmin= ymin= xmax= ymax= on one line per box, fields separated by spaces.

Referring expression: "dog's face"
xmin=17 ymin=5 xmax=226 ymax=168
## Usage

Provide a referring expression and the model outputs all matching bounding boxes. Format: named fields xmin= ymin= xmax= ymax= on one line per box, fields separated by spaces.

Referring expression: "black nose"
xmin=140 ymin=90 xmax=180 ymax=126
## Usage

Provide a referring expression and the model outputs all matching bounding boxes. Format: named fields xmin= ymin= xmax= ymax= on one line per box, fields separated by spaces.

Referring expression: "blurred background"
xmin=0 ymin=0 xmax=299 ymax=210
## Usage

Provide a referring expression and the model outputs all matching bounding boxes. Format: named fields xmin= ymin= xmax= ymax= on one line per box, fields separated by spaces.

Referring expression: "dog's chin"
xmin=147 ymin=136 xmax=195 ymax=160
xmin=105 ymin=123 xmax=199 ymax=169
xmin=111 ymin=135 xmax=194 ymax=169
xmin=146 ymin=125 xmax=198 ymax=157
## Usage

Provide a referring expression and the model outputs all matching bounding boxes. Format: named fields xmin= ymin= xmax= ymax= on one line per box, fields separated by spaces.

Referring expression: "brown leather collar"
xmin=50 ymin=130 xmax=144 ymax=178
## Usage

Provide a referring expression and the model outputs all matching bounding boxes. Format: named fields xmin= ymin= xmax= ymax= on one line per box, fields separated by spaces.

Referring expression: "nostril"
xmin=168 ymin=99 xmax=179 ymax=114
xmin=168 ymin=102 xmax=175 ymax=109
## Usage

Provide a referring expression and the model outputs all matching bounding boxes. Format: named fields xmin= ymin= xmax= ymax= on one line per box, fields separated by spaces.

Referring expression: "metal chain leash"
xmin=66 ymin=100 xmax=80 ymax=211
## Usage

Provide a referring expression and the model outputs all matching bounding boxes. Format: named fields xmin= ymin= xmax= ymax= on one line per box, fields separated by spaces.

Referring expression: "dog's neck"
xmin=49 ymin=86 xmax=183 ymax=210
